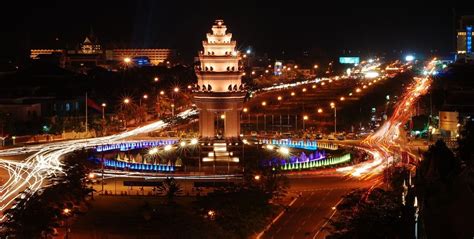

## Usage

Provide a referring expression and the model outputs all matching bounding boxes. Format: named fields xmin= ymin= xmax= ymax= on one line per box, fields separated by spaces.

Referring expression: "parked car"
xmin=327 ymin=134 xmax=336 ymax=140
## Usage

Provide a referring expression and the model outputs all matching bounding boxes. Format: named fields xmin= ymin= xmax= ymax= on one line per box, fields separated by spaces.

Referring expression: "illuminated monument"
xmin=193 ymin=20 xmax=246 ymax=138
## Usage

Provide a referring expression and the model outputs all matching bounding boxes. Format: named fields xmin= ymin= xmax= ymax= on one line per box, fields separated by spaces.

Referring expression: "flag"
xmin=87 ymin=98 xmax=102 ymax=112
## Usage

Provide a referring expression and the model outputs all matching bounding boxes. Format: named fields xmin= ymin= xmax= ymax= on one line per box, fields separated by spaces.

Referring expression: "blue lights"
xmin=95 ymin=140 xmax=178 ymax=152
xmin=102 ymin=158 xmax=174 ymax=172
xmin=466 ymin=26 xmax=472 ymax=53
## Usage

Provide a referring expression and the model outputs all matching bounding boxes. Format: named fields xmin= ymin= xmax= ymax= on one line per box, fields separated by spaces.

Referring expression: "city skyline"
xmin=2 ymin=4 xmax=472 ymax=60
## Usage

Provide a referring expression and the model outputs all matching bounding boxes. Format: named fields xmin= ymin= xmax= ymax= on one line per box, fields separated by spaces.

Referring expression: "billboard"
xmin=339 ymin=57 xmax=360 ymax=64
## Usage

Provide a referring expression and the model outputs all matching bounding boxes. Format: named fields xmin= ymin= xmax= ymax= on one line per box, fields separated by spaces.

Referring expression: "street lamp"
xmin=261 ymin=101 xmax=267 ymax=106
xmin=123 ymin=57 xmax=131 ymax=63
xmin=101 ymin=103 xmax=106 ymax=120
xmin=303 ymin=115 xmax=308 ymax=130
xmin=171 ymin=104 xmax=175 ymax=116
xmin=302 ymin=88 xmax=307 ymax=92
xmin=277 ymin=96 xmax=282 ymax=101
xmin=291 ymin=92 xmax=295 ymax=96
xmin=174 ymin=87 xmax=179 ymax=93
xmin=254 ymin=175 xmax=261 ymax=181
xmin=154 ymin=77 xmax=159 ymax=82
xmin=63 ymin=208 xmax=71 ymax=239
xmin=123 ymin=98 xmax=130 ymax=104
xmin=330 ymin=102 xmax=337 ymax=134
xmin=340 ymin=96 xmax=345 ymax=101
xmin=160 ymin=90 xmax=165 ymax=95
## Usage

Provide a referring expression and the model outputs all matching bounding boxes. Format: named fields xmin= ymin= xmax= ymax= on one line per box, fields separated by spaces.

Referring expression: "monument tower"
xmin=193 ymin=20 xmax=246 ymax=138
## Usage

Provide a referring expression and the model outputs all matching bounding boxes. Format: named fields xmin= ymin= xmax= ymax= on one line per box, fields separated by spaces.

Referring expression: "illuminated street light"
xmin=243 ymin=107 xmax=248 ymax=113
xmin=330 ymin=102 xmax=337 ymax=134
xmin=356 ymin=88 xmax=361 ymax=93
xmin=277 ymin=96 xmax=282 ymax=101
xmin=313 ymin=64 xmax=318 ymax=69
xmin=149 ymin=147 xmax=158 ymax=155
xmin=312 ymin=85 xmax=317 ymax=89
xmin=303 ymin=115 xmax=308 ymax=120
xmin=63 ymin=208 xmax=71 ymax=215
xmin=160 ymin=90 xmax=165 ymax=95
xmin=220 ymin=114 xmax=225 ymax=119
xmin=321 ymin=82 xmax=325 ymax=86
xmin=291 ymin=92 xmax=295 ymax=96
xmin=143 ymin=94 xmax=148 ymax=99
xmin=180 ymin=141 xmax=186 ymax=147
xmin=164 ymin=145 xmax=173 ymax=151
xmin=317 ymin=108 xmax=323 ymax=113
xmin=154 ymin=77 xmax=159 ymax=82
xmin=123 ymin=57 xmax=131 ymax=63
xmin=101 ymin=103 xmax=106 ymax=107
xmin=340 ymin=96 xmax=345 ymax=101
xmin=174 ymin=87 xmax=180 ymax=93
xmin=266 ymin=144 xmax=275 ymax=150
xmin=261 ymin=101 xmax=267 ymax=106
xmin=123 ymin=98 xmax=130 ymax=104
xmin=88 ymin=173 xmax=95 ymax=179
xmin=302 ymin=88 xmax=307 ymax=92
xmin=254 ymin=175 xmax=261 ymax=181
xmin=190 ymin=138 xmax=198 ymax=145
xmin=279 ymin=147 xmax=289 ymax=155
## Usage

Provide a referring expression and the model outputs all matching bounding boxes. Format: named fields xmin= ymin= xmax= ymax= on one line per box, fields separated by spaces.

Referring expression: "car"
xmin=250 ymin=131 xmax=258 ymax=137
xmin=327 ymin=134 xmax=336 ymax=140
xmin=316 ymin=133 xmax=323 ymax=140
xmin=336 ymin=134 xmax=345 ymax=140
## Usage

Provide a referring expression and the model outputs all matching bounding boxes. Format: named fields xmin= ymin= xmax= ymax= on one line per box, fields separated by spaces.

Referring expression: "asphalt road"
xmin=262 ymin=175 xmax=381 ymax=239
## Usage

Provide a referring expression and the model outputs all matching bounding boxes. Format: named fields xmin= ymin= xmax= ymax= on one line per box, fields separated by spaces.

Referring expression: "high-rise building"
xmin=192 ymin=20 xmax=246 ymax=138
xmin=456 ymin=16 xmax=474 ymax=62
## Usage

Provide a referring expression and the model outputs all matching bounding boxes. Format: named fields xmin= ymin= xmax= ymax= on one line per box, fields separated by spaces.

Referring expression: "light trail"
xmin=340 ymin=58 xmax=437 ymax=179
xmin=0 ymin=109 xmax=198 ymax=218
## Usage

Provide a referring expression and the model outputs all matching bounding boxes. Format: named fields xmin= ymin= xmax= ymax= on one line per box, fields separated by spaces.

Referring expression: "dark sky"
xmin=1 ymin=2 xmax=471 ymax=61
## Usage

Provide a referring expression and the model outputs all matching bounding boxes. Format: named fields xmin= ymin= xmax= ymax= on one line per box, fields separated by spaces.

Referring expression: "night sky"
xmin=1 ymin=2 xmax=472 ymax=61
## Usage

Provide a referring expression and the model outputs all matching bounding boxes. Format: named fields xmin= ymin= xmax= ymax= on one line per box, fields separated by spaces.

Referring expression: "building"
xmin=192 ymin=20 xmax=246 ymax=138
xmin=456 ymin=16 xmax=474 ymax=62
xmin=108 ymin=48 xmax=175 ymax=65
xmin=30 ymin=49 xmax=64 ymax=60
xmin=30 ymin=33 xmax=176 ymax=71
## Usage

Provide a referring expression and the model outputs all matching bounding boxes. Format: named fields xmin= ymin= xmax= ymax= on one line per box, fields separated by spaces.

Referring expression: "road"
xmin=262 ymin=174 xmax=381 ymax=239
xmin=0 ymin=109 xmax=198 ymax=219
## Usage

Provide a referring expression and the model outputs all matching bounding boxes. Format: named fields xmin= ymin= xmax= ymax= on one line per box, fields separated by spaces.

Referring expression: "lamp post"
xmin=330 ymin=102 xmax=337 ymax=134
xmin=63 ymin=208 xmax=71 ymax=239
xmin=101 ymin=103 xmax=106 ymax=120
xmin=123 ymin=98 xmax=130 ymax=129
xmin=303 ymin=115 xmax=308 ymax=131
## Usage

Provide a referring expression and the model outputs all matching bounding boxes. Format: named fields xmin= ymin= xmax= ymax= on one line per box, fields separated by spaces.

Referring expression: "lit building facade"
xmin=456 ymin=16 xmax=474 ymax=61
xmin=109 ymin=48 xmax=175 ymax=65
xmin=193 ymin=20 xmax=246 ymax=138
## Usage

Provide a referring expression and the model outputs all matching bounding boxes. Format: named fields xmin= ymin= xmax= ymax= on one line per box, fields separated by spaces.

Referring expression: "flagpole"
xmin=85 ymin=92 xmax=88 ymax=133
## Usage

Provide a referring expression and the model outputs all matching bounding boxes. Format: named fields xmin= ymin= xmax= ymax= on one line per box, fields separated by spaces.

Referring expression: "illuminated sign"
xmin=467 ymin=26 xmax=472 ymax=53
xmin=274 ymin=61 xmax=283 ymax=75
xmin=339 ymin=57 xmax=360 ymax=64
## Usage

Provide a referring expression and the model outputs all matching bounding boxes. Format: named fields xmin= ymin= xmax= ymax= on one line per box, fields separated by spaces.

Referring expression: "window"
xmin=65 ymin=103 xmax=71 ymax=111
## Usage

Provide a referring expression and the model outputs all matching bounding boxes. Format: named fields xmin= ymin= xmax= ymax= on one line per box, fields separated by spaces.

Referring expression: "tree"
xmin=157 ymin=177 xmax=183 ymax=204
